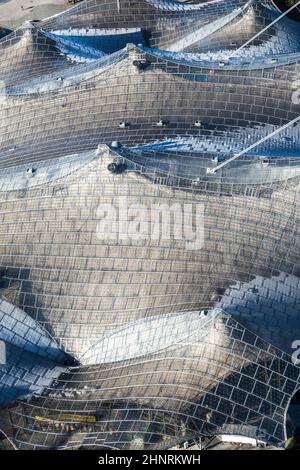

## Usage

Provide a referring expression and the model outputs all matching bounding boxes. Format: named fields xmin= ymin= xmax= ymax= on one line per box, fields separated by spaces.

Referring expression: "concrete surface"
xmin=0 ymin=0 xmax=71 ymax=28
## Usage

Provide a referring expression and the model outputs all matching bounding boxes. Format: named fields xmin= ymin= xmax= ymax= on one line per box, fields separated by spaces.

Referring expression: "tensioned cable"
xmin=231 ymin=0 xmax=300 ymax=55
xmin=207 ymin=115 xmax=300 ymax=174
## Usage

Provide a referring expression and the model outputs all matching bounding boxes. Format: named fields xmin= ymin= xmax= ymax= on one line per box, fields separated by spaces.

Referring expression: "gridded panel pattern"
xmin=41 ymin=0 xmax=248 ymax=50
xmin=2 ymin=311 xmax=300 ymax=449
xmin=0 ymin=24 xmax=74 ymax=86
xmin=0 ymin=147 xmax=299 ymax=357
xmin=1 ymin=45 xmax=300 ymax=170
xmin=1 ymin=0 xmax=300 ymax=451
xmin=0 ymin=296 xmax=72 ymax=406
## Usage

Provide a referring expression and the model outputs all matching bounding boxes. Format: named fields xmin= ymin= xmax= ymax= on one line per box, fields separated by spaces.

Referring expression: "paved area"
xmin=0 ymin=0 xmax=71 ymax=28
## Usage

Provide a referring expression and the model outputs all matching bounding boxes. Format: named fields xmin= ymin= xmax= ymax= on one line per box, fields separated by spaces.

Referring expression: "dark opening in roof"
xmin=274 ymin=0 xmax=300 ymax=21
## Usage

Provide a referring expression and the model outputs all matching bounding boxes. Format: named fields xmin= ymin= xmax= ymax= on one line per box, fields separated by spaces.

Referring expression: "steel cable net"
xmin=0 ymin=0 xmax=300 ymax=450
